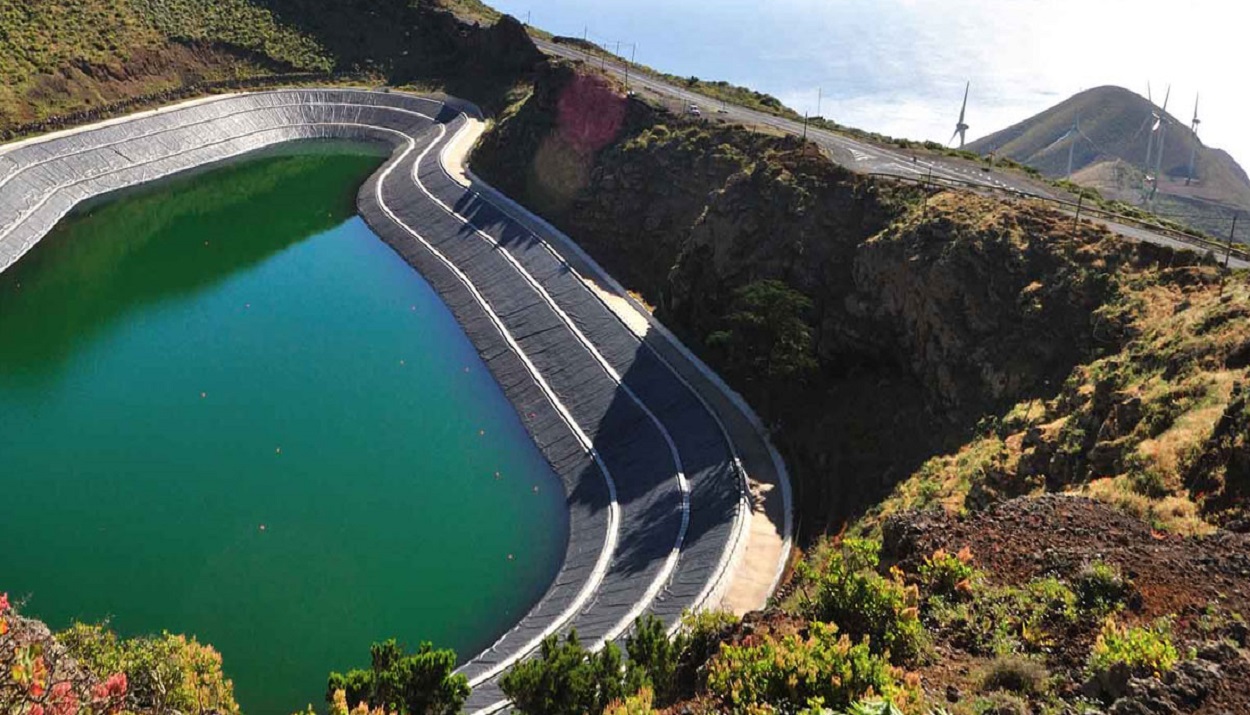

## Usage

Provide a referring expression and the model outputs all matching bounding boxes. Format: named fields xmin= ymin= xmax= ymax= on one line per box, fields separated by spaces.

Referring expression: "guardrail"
xmin=0 ymin=71 xmax=375 ymax=144
xmin=865 ymin=170 xmax=1249 ymax=264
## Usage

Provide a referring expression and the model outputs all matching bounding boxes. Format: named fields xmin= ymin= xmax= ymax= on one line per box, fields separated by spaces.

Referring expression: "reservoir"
xmin=0 ymin=142 xmax=568 ymax=712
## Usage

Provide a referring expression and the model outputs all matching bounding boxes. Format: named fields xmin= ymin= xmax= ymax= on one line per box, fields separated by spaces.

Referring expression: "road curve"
xmin=537 ymin=38 xmax=1250 ymax=269
xmin=0 ymin=89 xmax=766 ymax=712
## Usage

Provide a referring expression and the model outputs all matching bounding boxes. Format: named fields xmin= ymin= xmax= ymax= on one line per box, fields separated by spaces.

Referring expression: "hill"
xmin=968 ymin=85 xmax=1250 ymax=237
xmin=0 ymin=0 xmax=538 ymax=134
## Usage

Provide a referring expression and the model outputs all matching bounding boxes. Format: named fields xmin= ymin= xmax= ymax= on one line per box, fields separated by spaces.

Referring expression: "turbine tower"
xmin=1063 ymin=113 xmax=1082 ymax=180
xmin=1143 ymin=83 xmax=1158 ymax=183
xmin=1149 ymin=85 xmax=1171 ymax=201
xmin=950 ymin=82 xmax=970 ymax=148
xmin=1186 ymin=93 xmax=1201 ymax=186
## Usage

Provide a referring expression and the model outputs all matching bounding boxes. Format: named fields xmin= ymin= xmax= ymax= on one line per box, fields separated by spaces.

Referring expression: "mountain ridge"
xmin=969 ymin=85 xmax=1250 ymax=236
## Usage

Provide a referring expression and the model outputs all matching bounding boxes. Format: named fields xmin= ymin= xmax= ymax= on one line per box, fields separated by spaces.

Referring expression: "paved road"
xmin=535 ymin=39 xmax=1043 ymax=193
xmin=536 ymin=38 xmax=1250 ymax=270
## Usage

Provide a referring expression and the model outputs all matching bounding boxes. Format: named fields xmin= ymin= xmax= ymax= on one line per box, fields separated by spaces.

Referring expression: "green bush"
xmin=706 ymin=279 xmax=818 ymax=387
xmin=325 ymin=639 xmax=467 ymax=715
xmin=500 ymin=630 xmax=628 ymax=715
xmin=1074 ymin=561 xmax=1131 ymax=616
xmin=929 ymin=578 xmax=1077 ymax=656
xmin=977 ymin=655 xmax=1049 ymax=696
xmin=676 ymin=609 xmax=739 ymax=671
xmin=624 ymin=615 xmax=679 ymax=701
xmin=918 ymin=547 xmax=979 ymax=598
xmin=706 ymin=622 xmax=902 ymax=712
xmin=1088 ymin=618 xmax=1178 ymax=677
xmin=794 ymin=538 xmax=926 ymax=664
xmin=59 ymin=623 xmax=240 ymax=715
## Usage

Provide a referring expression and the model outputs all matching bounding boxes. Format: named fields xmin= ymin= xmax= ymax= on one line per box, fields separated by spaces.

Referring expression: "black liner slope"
xmin=0 ymin=89 xmax=746 ymax=713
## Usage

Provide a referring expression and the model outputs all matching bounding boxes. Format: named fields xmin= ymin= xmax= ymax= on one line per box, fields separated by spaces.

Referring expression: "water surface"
xmin=0 ymin=142 xmax=567 ymax=713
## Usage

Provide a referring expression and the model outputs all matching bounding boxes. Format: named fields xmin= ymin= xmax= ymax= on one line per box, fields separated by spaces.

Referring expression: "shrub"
xmin=794 ymin=539 xmax=926 ymax=664
xmin=1074 ymin=561 xmax=1131 ymax=616
xmin=918 ymin=547 xmax=978 ymax=598
xmin=603 ymin=686 xmax=658 ymax=715
xmin=500 ymin=631 xmax=628 ymax=715
xmin=929 ymin=578 xmax=1077 ymax=656
xmin=58 ymin=622 xmax=238 ymax=715
xmin=972 ymin=691 xmax=1028 ymax=715
xmin=325 ymin=639 xmax=467 ymax=715
xmin=676 ymin=609 xmax=739 ymax=671
xmin=624 ymin=615 xmax=679 ymax=700
xmin=706 ymin=280 xmax=818 ymax=387
xmin=977 ymin=655 xmax=1049 ymax=696
xmin=706 ymin=622 xmax=903 ymax=712
xmin=1088 ymin=618 xmax=1178 ymax=677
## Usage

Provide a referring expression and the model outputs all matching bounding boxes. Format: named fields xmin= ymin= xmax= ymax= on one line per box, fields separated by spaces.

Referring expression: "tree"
xmin=706 ymin=279 xmax=818 ymax=386
xmin=326 ymin=640 xmax=468 ymax=715
xmin=623 ymin=616 xmax=679 ymax=701
xmin=499 ymin=631 xmax=627 ymax=715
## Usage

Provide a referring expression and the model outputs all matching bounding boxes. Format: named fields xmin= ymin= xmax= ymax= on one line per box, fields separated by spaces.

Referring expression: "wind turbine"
xmin=1149 ymin=85 xmax=1171 ymax=201
xmin=1186 ymin=93 xmax=1201 ymax=186
xmin=1063 ymin=113 xmax=1082 ymax=180
xmin=950 ymin=82 xmax=970 ymax=148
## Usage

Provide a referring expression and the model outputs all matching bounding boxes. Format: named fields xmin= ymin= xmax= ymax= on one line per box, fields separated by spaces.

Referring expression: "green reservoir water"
xmin=0 ymin=143 xmax=567 ymax=713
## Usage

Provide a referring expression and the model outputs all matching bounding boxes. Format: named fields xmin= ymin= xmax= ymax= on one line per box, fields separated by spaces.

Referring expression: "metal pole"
xmin=1225 ymin=213 xmax=1239 ymax=270
xmin=817 ymin=87 xmax=822 ymax=118
xmin=1073 ymin=195 xmax=1083 ymax=229
xmin=802 ymin=112 xmax=808 ymax=140
xmin=625 ymin=44 xmax=634 ymax=89
xmin=525 ymin=10 xmax=530 ymax=26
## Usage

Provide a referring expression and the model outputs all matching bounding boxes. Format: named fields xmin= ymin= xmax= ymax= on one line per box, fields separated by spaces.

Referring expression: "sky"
xmin=487 ymin=0 xmax=1248 ymax=168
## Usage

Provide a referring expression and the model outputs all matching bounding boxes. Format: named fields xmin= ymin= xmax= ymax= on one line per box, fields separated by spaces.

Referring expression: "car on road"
xmin=687 ymin=103 xmax=701 ymax=116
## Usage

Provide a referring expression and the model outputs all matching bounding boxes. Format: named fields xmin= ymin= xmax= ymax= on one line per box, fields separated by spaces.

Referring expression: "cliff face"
xmin=473 ymin=65 xmax=1244 ymax=530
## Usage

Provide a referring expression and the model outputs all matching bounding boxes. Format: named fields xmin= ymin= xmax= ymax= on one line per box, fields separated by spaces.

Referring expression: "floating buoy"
xmin=532 ymin=485 xmax=539 ymax=494
xmin=245 ymin=303 xmax=250 ymax=309
xmin=507 ymin=553 xmax=514 ymax=561
xmin=479 ymin=429 xmax=485 ymax=436
xmin=399 ymin=359 xmax=405 ymax=366
xmin=275 ymin=447 xmax=282 ymax=455
xmin=463 ymin=366 xmax=470 ymax=373
xmin=200 ymin=392 xmax=207 ymax=399
xmin=259 ymin=524 xmax=267 ymax=532
xmin=494 ymin=471 xmax=501 ymax=480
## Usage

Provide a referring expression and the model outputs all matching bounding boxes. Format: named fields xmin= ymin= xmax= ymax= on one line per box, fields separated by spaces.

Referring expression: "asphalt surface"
xmin=0 ymin=89 xmax=757 ymax=714
xmin=537 ymin=38 xmax=1250 ymax=271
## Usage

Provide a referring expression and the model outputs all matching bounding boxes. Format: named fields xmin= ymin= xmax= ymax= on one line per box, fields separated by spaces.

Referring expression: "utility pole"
xmin=524 ymin=10 xmax=530 ymax=26
xmin=583 ymin=25 xmax=588 ymax=41
xmin=624 ymin=43 xmax=635 ymax=90
xmin=816 ymin=87 xmax=822 ymax=118
xmin=1225 ymin=213 xmax=1239 ymax=270
xmin=802 ymin=111 xmax=808 ymax=140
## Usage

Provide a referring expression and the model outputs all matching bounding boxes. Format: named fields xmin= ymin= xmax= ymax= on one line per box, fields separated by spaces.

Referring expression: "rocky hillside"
xmin=968 ymin=86 xmax=1250 ymax=238
xmin=473 ymin=62 xmax=1250 ymax=713
xmin=0 ymin=0 xmax=541 ymax=136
